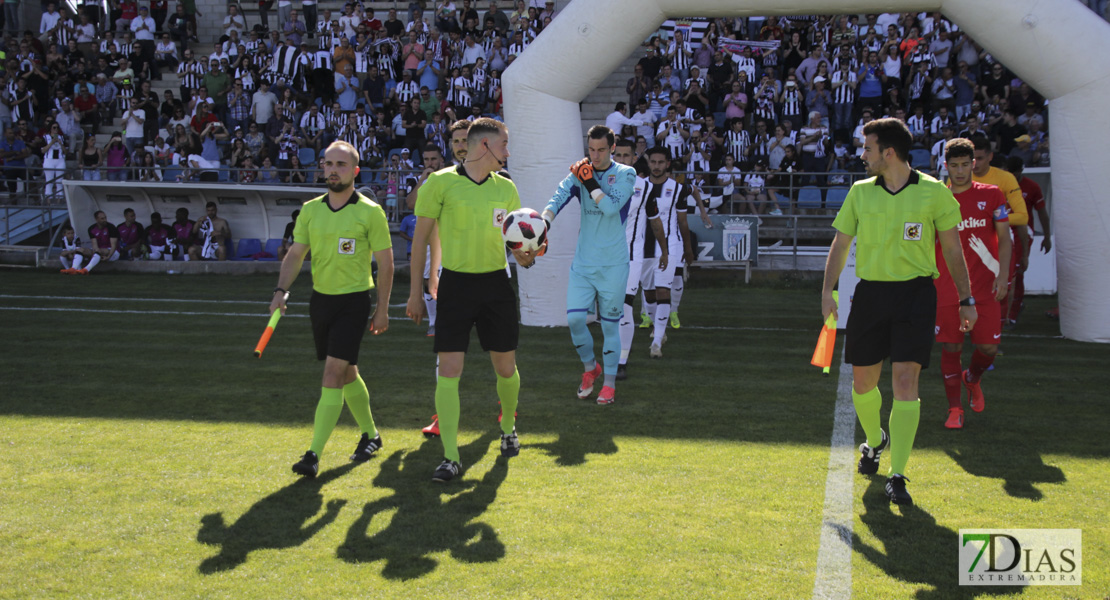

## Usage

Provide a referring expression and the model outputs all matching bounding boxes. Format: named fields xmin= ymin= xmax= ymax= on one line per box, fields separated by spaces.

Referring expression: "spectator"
xmin=226 ymin=78 xmax=251 ymax=132
xmin=283 ymin=8 xmax=306 ymax=46
xmin=259 ymin=155 xmax=281 ymax=183
xmin=335 ymin=63 xmax=360 ymax=111
xmin=104 ymin=133 xmax=131 ymax=181
xmin=626 ymin=63 xmax=652 ymax=109
xmin=79 ymin=134 xmax=103 ymax=180
xmin=203 ymin=60 xmax=231 ymax=120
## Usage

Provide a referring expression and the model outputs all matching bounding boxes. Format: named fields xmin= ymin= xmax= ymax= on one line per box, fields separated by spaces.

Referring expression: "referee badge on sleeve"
xmin=904 ymin=222 xmax=923 ymax=241
xmin=338 ymin=238 xmax=356 ymax=254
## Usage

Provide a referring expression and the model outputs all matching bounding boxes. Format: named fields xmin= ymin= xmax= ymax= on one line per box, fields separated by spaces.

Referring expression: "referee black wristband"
xmin=273 ymin=287 xmax=289 ymax=296
xmin=959 ymin=296 xmax=975 ymax=306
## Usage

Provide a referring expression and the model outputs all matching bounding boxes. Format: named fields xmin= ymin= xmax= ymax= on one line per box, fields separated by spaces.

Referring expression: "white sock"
xmin=644 ymin=300 xmax=656 ymax=320
xmin=72 ymin=254 xmax=84 ymax=270
xmin=85 ymin=253 xmax=102 ymax=272
xmin=423 ymin=292 xmax=437 ymax=326
xmin=60 ymin=256 xmax=72 ymax=269
xmin=653 ymin=300 xmax=670 ymax=346
xmin=619 ymin=303 xmax=634 ymax=363
xmin=671 ymin=272 xmax=685 ymax=313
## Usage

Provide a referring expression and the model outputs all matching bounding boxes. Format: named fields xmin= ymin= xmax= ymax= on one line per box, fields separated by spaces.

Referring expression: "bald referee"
xmin=406 ymin=118 xmax=539 ymax=483
xmin=821 ymin=118 xmax=977 ymax=506
xmin=269 ymin=140 xmax=395 ymax=478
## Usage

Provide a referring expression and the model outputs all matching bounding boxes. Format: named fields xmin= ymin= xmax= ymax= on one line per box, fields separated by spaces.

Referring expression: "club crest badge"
xmin=338 ymin=238 xmax=356 ymax=254
xmin=904 ymin=222 xmax=923 ymax=241
xmin=493 ymin=208 xmax=507 ymax=227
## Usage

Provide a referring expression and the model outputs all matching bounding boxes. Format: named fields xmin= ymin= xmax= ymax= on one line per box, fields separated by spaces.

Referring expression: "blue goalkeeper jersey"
xmin=545 ymin=161 xmax=636 ymax=268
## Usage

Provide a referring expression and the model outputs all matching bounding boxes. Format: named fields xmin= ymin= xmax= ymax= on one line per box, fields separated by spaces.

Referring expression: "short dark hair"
xmin=1006 ymin=155 xmax=1025 ymax=175
xmin=466 ymin=117 xmax=506 ymax=147
xmin=861 ymin=117 xmax=912 ymax=162
xmin=614 ymin=101 xmax=627 ymax=112
xmin=123 ymin=207 xmax=135 ymax=216
xmin=614 ymin=139 xmax=634 ymax=152
xmin=93 ymin=210 xmax=105 ymax=218
xmin=645 ymin=146 xmax=670 ymax=161
xmin=448 ymin=119 xmax=471 ymax=135
xmin=205 ymin=201 xmax=217 ymax=209
xmin=944 ymin=137 xmax=975 ymax=162
xmin=970 ymin=135 xmax=992 ymax=153
xmin=587 ymin=125 xmax=615 ymax=146
xmin=150 ymin=211 xmax=161 ymax=220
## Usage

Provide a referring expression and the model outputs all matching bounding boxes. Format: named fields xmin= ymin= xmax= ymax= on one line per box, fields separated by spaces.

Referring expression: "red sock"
xmin=967 ymin=349 xmax=994 ymax=383
xmin=941 ymin=349 xmax=963 ymax=409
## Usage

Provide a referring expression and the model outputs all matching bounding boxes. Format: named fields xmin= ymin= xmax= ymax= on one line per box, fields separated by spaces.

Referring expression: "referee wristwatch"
xmin=959 ymin=296 xmax=976 ymax=307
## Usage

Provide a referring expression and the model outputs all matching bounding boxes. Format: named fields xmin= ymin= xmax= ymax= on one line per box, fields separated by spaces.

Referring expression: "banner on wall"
xmin=686 ymin=215 xmax=759 ymax=266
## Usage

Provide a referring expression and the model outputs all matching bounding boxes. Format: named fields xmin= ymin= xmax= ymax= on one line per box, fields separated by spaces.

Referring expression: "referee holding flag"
xmin=270 ymin=140 xmax=395 ymax=478
xmin=821 ymin=118 xmax=977 ymax=506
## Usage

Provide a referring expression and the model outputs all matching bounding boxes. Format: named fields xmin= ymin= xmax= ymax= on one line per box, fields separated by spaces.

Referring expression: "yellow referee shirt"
xmin=414 ymin=165 xmax=521 ymax=273
xmin=833 ymin=170 xmax=962 ymax=282
xmin=293 ymin=191 xmax=392 ymax=295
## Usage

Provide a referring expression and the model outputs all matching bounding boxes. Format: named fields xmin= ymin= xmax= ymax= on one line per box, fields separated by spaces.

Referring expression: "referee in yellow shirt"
xmin=269 ymin=140 xmax=395 ymax=478
xmin=406 ymin=118 xmax=541 ymax=483
xmin=821 ymin=118 xmax=977 ymax=506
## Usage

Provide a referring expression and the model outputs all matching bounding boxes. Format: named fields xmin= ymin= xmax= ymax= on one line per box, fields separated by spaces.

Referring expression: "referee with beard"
xmin=270 ymin=140 xmax=395 ymax=478
xmin=821 ymin=118 xmax=977 ymax=506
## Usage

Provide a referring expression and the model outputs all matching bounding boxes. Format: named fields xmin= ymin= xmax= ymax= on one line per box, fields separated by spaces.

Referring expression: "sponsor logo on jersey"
xmin=492 ymin=207 xmax=507 ymax=227
xmin=958 ymin=216 xmax=988 ymax=231
xmin=338 ymin=238 xmax=356 ymax=254
xmin=904 ymin=222 xmax=923 ymax=241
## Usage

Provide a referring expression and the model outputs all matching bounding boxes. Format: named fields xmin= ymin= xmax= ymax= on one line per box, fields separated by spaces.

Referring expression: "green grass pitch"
xmin=0 ymin=270 xmax=1106 ymax=599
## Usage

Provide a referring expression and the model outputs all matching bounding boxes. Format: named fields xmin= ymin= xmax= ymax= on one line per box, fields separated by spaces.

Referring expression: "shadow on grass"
xmin=196 ymin=461 xmax=358 ymax=574
xmin=945 ymin=443 xmax=1066 ymax=501
xmin=853 ymin=478 xmax=1023 ymax=599
xmin=337 ymin=432 xmax=506 ymax=579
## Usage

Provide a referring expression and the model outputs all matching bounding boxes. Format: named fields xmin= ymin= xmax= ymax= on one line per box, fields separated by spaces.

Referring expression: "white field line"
xmin=0 ymin=295 xmax=1063 ymax=338
xmin=811 ymin=350 xmax=856 ymax=600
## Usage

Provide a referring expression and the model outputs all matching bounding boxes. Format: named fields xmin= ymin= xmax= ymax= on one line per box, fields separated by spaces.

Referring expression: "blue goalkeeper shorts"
xmin=567 ymin=263 xmax=629 ymax=323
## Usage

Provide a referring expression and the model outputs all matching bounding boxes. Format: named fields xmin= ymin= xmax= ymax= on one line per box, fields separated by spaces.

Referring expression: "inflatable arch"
xmin=504 ymin=0 xmax=1110 ymax=343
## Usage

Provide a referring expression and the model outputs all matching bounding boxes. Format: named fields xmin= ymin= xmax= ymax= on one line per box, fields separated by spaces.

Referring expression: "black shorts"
xmin=434 ymin=268 xmax=518 ymax=354
xmin=845 ymin=277 xmax=936 ymax=369
xmin=309 ymin=290 xmax=372 ymax=364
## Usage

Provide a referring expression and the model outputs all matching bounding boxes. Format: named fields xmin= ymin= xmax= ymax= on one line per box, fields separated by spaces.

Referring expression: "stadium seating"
xmin=298 ymin=147 xmax=318 ymax=167
xmin=910 ymin=149 xmax=932 ymax=170
xmin=797 ymin=186 xmax=823 ymax=210
xmin=262 ymin=238 xmax=283 ymax=261
xmin=825 ymin=187 xmax=850 ymax=210
xmin=233 ymin=238 xmax=263 ymax=261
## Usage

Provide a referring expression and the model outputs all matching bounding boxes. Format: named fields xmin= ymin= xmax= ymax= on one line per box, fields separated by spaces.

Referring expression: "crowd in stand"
xmin=619 ymin=12 xmax=1055 ymax=214
xmin=1 ymin=4 xmax=1080 ymax=216
xmin=0 ymin=0 xmax=558 ymax=205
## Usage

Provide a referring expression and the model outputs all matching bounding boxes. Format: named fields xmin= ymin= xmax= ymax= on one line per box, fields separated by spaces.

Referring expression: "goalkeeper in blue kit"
xmin=542 ymin=125 xmax=637 ymax=405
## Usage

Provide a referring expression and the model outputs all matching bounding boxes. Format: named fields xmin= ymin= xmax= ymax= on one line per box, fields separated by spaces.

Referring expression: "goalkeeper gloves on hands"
xmin=570 ymin=158 xmax=602 ymax=197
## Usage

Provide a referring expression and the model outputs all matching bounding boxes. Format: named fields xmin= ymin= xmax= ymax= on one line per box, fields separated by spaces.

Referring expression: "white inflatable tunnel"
xmin=504 ymin=0 xmax=1110 ymax=343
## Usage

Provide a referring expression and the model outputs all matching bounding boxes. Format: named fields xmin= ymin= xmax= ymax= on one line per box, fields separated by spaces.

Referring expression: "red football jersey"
xmin=934 ymin=182 xmax=1010 ymax=306
xmin=1018 ymin=177 xmax=1045 ymax=232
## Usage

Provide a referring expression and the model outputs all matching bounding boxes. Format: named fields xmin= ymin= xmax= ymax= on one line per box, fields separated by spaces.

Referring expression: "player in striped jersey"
xmin=58 ymin=225 xmax=91 ymax=274
xmin=612 ymin=139 xmax=667 ymax=380
xmin=639 ymin=146 xmax=694 ymax=358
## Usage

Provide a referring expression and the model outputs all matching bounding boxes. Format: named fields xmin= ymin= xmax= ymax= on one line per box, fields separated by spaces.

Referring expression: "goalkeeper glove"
xmin=570 ymin=158 xmax=602 ymax=199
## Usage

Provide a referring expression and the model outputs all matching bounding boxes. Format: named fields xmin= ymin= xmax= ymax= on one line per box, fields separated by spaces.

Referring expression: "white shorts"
xmin=646 ymin=245 xmax=680 ymax=289
xmin=625 ymin=256 xmax=644 ymax=297
xmin=103 ymin=249 xmax=120 ymax=262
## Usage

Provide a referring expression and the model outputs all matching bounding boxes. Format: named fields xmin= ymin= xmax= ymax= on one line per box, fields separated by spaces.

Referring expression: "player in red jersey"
xmin=935 ymin=138 xmax=1012 ymax=429
xmin=1004 ymin=156 xmax=1052 ymax=327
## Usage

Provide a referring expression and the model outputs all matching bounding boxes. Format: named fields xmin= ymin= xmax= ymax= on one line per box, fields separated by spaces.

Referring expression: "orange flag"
xmin=811 ymin=291 xmax=838 ymax=369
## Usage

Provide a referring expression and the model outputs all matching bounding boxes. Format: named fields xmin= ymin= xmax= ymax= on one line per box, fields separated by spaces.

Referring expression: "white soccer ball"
xmin=501 ymin=208 xmax=548 ymax=252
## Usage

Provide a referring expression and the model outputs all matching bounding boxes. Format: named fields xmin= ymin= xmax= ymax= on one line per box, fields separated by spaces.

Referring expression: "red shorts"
xmin=935 ymin=297 xmax=1002 ymax=345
